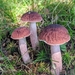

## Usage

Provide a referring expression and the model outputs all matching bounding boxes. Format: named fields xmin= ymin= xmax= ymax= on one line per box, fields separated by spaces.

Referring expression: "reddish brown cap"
xmin=11 ymin=26 xmax=30 ymax=39
xmin=21 ymin=11 xmax=42 ymax=22
xmin=39 ymin=24 xmax=70 ymax=45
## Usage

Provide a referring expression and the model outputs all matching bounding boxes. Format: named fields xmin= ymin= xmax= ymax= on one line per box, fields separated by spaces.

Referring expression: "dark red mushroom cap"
xmin=11 ymin=26 xmax=30 ymax=40
xmin=21 ymin=11 xmax=42 ymax=22
xmin=39 ymin=24 xmax=70 ymax=45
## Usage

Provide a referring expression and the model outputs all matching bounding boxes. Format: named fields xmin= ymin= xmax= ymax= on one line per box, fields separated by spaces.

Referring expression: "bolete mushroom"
xmin=39 ymin=24 xmax=70 ymax=75
xmin=11 ymin=26 xmax=31 ymax=64
xmin=21 ymin=11 xmax=42 ymax=50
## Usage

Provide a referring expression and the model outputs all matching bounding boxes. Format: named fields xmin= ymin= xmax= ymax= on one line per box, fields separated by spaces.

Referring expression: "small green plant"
xmin=62 ymin=52 xmax=71 ymax=69
xmin=6 ymin=42 xmax=16 ymax=51
xmin=33 ymin=50 xmax=50 ymax=63
xmin=33 ymin=41 xmax=50 ymax=63
xmin=15 ymin=71 xmax=26 ymax=75
xmin=63 ymin=52 xmax=70 ymax=63
xmin=37 ymin=62 xmax=46 ymax=72
xmin=37 ymin=62 xmax=52 ymax=74
xmin=60 ymin=44 xmax=66 ymax=51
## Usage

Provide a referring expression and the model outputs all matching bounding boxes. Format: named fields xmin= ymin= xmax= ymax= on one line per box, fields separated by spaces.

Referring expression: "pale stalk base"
xmin=51 ymin=45 xmax=62 ymax=75
xmin=19 ymin=38 xmax=31 ymax=64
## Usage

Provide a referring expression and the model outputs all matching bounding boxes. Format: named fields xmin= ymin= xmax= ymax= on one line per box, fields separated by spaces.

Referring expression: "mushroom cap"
xmin=11 ymin=26 xmax=30 ymax=40
xmin=39 ymin=24 xmax=70 ymax=45
xmin=21 ymin=11 xmax=42 ymax=22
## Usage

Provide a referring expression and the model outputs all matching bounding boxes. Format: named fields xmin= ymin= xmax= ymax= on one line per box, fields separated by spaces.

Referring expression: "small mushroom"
xmin=11 ymin=26 xmax=31 ymax=64
xmin=39 ymin=24 xmax=70 ymax=75
xmin=21 ymin=11 xmax=43 ymax=50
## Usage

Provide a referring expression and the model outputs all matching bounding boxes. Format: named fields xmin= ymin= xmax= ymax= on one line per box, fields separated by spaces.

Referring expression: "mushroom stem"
xmin=30 ymin=22 xmax=39 ymax=50
xmin=51 ymin=45 xmax=62 ymax=75
xmin=19 ymin=38 xmax=31 ymax=64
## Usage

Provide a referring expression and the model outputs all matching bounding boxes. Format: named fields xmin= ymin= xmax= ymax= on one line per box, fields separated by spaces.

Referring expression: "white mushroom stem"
xmin=30 ymin=22 xmax=39 ymax=50
xmin=19 ymin=38 xmax=31 ymax=64
xmin=51 ymin=45 xmax=62 ymax=75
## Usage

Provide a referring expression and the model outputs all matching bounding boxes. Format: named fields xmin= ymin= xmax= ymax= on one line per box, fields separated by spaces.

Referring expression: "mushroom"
xmin=21 ymin=11 xmax=42 ymax=50
xmin=39 ymin=24 xmax=70 ymax=75
xmin=11 ymin=26 xmax=31 ymax=64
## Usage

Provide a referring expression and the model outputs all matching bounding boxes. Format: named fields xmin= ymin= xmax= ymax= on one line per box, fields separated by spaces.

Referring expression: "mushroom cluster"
xmin=11 ymin=11 xmax=70 ymax=75
xmin=39 ymin=24 xmax=70 ymax=75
